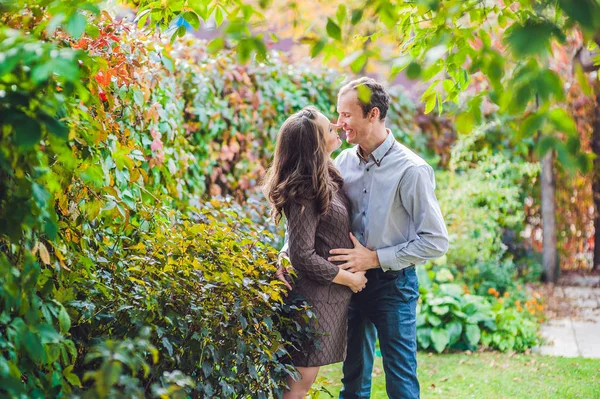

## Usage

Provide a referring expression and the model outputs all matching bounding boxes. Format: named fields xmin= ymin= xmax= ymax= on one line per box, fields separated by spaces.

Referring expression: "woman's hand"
xmin=275 ymin=252 xmax=293 ymax=291
xmin=347 ymin=271 xmax=368 ymax=293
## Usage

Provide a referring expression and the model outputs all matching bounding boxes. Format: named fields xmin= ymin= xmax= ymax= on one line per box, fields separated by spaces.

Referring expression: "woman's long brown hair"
xmin=262 ymin=106 xmax=343 ymax=224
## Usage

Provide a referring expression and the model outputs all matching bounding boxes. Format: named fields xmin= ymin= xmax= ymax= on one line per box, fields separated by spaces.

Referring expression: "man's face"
xmin=336 ymin=91 xmax=371 ymax=146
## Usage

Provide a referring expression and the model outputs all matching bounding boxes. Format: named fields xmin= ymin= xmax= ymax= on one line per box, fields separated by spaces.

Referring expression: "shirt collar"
xmin=356 ymin=129 xmax=395 ymax=166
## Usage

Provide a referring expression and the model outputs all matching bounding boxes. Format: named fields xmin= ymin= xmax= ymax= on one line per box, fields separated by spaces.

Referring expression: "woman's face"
xmin=316 ymin=112 xmax=341 ymax=154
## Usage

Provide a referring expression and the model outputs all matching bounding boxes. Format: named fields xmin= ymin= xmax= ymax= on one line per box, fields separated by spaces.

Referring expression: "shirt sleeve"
xmin=377 ymin=164 xmax=449 ymax=272
xmin=285 ymin=200 xmax=340 ymax=284
xmin=280 ymin=229 xmax=289 ymax=255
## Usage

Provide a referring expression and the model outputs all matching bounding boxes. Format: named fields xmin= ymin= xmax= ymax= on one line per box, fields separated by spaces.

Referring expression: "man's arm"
xmin=376 ymin=164 xmax=449 ymax=272
xmin=276 ymin=230 xmax=292 ymax=290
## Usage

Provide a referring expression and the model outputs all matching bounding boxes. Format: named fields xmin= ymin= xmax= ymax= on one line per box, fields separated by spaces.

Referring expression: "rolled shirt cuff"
xmin=377 ymin=243 xmax=412 ymax=272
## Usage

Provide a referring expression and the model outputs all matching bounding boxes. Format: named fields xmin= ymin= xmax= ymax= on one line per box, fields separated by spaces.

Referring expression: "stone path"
xmin=534 ymin=276 xmax=600 ymax=358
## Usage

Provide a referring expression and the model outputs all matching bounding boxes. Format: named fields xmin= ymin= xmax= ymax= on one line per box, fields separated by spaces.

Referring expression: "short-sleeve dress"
xmin=284 ymin=189 xmax=354 ymax=367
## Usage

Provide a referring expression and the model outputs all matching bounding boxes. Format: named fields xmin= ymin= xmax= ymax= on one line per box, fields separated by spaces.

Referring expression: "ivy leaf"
xmin=326 ymin=18 xmax=342 ymax=41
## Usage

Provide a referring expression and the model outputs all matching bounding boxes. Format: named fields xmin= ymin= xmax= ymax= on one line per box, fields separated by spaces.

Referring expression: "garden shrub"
xmin=65 ymin=199 xmax=312 ymax=398
xmin=435 ymin=128 xmax=541 ymax=294
xmin=416 ymin=266 xmax=540 ymax=353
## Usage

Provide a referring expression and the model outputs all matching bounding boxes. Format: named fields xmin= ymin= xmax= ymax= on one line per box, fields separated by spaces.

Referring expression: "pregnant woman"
xmin=263 ymin=106 xmax=367 ymax=398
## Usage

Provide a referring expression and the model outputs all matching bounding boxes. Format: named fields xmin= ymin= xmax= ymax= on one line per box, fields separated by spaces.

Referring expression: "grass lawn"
xmin=316 ymin=352 xmax=600 ymax=399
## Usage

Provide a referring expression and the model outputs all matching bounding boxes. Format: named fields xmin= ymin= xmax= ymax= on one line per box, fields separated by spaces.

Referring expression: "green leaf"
xmin=406 ymin=62 xmax=421 ymax=79
xmin=520 ymin=112 xmax=546 ymax=139
xmin=536 ymin=136 xmax=559 ymax=158
xmin=431 ymin=327 xmax=450 ymax=353
xmin=65 ymin=371 xmax=82 ymax=388
xmin=427 ymin=314 xmax=442 ymax=327
xmin=207 ymin=37 xmax=225 ymax=54
xmin=39 ymin=112 xmax=69 ymax=139
xmin=357 ymin=85 xmax=372 ymax=104
xmin=336 ymin=4 xmax=347 ymax=25
xmin=558 ymin=0 xmax=600 ymax=31
xmin=66 ymin=12 xmax=87 ymax=39
xmin=432 ymin=305 xmax=450 ymax=315
xmin=440 ymin=284 xmax=463 ymax=297
xmin=162 ymin=337 xmax=173 ymax=356
xmin=351 ymin=9 xmax=363 ymax=25
xmin=504 ymin=20 xmax=561 ymax=57
xmin=351 ymin=53 xmax=368 ymax=73
xmin=58 ymin=306 xmax=71 ymax=335
xmin=183 ymin=11 xmax=201 ymax=30
xmin=548 ymin=108 xmax=578 ymax=136
xmin=446 ymin=320 xmax=463 ymax=345
xmin=566 ymin=136 xmax=581 ymax=155
xmin=311 ymin=40 xmax=326 ymax=58
xmin=13 ymin=114 xmax=42 ymax=149
xmin=215 ymin=7 xmax=225 ymax=27
xmin=455 ymin=112 xmax=475 ymax=135
xmin=577 ymin=153 xmax=593 ymax=174
xmin=0 ymin=51 xmax=20 ymax=77
xmin=417 ymin=327 xmax=432 ymax=349
xmin=326 ymin=18 xmax=342 ymax=41
xmin=24 ymin=330 xmax=46 ymax=364
xmin=424 ymin=94 xmax=436 ymax=114
xmin=465 ymin=324 xmax=481 ymax=346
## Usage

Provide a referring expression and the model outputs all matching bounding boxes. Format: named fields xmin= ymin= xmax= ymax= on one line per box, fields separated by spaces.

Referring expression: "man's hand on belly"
xmin=328 ymin=233 xmax=380 ymax=273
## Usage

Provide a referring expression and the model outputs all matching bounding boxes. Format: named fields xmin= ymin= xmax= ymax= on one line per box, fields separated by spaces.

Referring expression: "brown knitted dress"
xmin=285 ymin=190 xmax=354 ymax=367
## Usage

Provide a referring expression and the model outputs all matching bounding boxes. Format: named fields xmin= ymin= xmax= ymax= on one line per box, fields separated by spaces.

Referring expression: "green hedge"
xmin=0 ymin=12 xmax=329 ymax=397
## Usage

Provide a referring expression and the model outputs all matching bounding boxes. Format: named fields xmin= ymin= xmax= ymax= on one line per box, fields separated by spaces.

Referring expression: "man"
xmin=278 ymin=77 xmax=449 ymax=398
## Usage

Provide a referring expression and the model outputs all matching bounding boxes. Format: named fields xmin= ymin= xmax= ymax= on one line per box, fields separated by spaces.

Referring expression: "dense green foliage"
xmin=0 ymin=2 xmax=557 ymax=397
xmin=0 ymin=10 xmax=338 ymax=397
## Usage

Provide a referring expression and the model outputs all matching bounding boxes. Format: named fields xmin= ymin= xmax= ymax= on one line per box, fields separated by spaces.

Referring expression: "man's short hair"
xmin=339 ymin=77 xmax=390 ymax=121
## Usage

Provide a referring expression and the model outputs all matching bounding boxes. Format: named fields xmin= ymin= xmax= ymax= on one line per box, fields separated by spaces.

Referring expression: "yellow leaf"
xmin=38 ymin=242 xmax=50 ymax=265
xmin=129 ymin=242 xmax=146 ymax=251
xmin=128 ymin=277 xmax=146 ymax=285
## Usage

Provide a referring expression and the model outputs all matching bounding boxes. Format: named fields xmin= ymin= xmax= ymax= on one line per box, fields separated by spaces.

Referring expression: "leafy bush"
xmin=416 ymin=267 xmax=540 ymax=353
xmin=433 ymin=127 xmax=541 ymax=292
xmin=65 ymin=199 xmax=309 ymax=398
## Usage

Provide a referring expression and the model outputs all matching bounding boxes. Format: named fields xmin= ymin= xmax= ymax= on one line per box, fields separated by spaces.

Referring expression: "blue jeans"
xmin=339 ymin=266 xmax=420 ymax=399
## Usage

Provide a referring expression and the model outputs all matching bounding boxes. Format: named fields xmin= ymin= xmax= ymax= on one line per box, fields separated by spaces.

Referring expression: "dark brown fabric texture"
xmin=285 ymin=190 xmax=354 ymax=367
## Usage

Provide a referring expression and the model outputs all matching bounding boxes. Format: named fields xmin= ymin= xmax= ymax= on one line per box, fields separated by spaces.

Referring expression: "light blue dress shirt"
xmin=282 ymin=130 xmax=449 ymax=272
